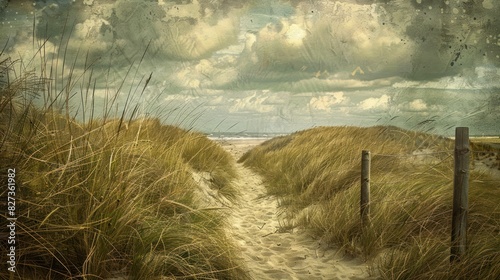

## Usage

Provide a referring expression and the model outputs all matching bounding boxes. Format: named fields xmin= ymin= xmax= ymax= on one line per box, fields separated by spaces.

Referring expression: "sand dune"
xmin=219 ymin=139 xmax=373 ymax=280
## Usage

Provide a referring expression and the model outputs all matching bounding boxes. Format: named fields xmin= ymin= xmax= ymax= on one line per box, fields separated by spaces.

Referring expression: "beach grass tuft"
xmin=0 ymin=46 xmax=248 ymax=279
xmin=240 ymin=126 xmax=500 ymax=279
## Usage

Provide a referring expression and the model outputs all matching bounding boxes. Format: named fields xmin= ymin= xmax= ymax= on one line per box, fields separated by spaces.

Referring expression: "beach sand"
xmin=218 ymin=139 xmax=373 ymax=280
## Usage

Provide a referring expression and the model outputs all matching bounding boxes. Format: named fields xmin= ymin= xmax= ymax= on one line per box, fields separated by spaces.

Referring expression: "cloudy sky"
xmin=1 ymin=0 xmax=499 ymax=136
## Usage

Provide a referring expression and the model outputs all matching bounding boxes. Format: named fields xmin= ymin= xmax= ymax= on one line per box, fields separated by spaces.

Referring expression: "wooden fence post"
xmin=361 ymin=150 xmax=371 ymax=227
xmin=450 ymin=127 xmax=470 ymax=263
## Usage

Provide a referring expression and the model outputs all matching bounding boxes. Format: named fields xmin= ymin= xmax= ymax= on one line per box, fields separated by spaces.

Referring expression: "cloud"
xmin=288 ymin=0 xmax=500 ymax=78
xmin=358 ymin=94 xmax=390 ymax=111
xmin=111 ymin=0 xmax=244 ymax=61
xmin=206 ymin=95 xmax=226 ymax=106
xmin=284 ymin=23 xmax=307 ymax=47
xmin=274 ymin=75 xmax=399 ymax=93
xmin=400 ymin=0 xmax=500 ymax=78
xmin=170 ymin=55 xmax=240 ymax=90
xmin=173 ymin=66 xmax=202 ymax=89
xmin=73 ymin=16 xmax=114 ymax=56
xmin=163 ymin=94 xmax=197 ymax=102
xmin=392 ymin=66 xmax=500 ymax=90
xmin=230 ymin=0 xmax=418 ymax=91
xmin=407 ymin=99 xmax=427 ymax=111
xmin=309 ymin=92 xmax=348 ymax=112
xmin=396 ymin=99 xmax=445 ymax=117
xmin=228 ymin=92 xmax=276 ymax=113
xmin=2 ymin=0 xmax=499 ymax=136
xmin=255 ymin=2 xmax=412 ymax=74
xmin=25 ymin=0 xmax=249 ymax=65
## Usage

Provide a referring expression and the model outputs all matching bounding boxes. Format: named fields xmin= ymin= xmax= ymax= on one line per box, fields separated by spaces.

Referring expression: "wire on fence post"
xmin=361 ymin=150 xmax=371 ymax=227
xmin=450 ymin=127 xmax=470 ymax=263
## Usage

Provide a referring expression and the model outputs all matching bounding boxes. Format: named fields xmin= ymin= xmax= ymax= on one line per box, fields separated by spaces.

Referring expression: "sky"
xmin=1 ymin=0 xmax=499 ymax=136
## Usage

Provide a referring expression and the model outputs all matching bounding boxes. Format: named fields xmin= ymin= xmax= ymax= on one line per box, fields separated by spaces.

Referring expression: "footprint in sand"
xmin=219 ymin=139 xmax=373 ymax=280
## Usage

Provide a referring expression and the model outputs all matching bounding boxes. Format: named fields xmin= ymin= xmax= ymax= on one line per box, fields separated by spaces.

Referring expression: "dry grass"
xmin=0 ymin=47 xmax=248 ymax=279
xmin=240 ymin=126 xmax=500 ymax=279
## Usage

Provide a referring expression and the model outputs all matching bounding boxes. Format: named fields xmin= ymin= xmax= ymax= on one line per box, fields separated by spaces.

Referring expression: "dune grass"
xmin=239 ymin=126 xmax=500 ymax=279
xmin=0 ymin=50 xmax=248 ymax=279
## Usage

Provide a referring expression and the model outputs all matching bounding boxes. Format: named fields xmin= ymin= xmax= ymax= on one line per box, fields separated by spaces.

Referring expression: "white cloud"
xmin=408 ymin=99 xmax=427 ymax=111
xmin=171 ymin=55 xmax=240 ymax=89
xmin=358 ymin=94 xmax=390 ymax=110
xmin=229 ymin=93 xmax=275 ymax=113
xmin=309 ymin=92 xmax=347 ymax=112
xmin=244 ymin=32 xmax=257 ymax=53
xmin=211 ymin=68 xmax=239 ymax=87
xmin=174 ymin=66 xmax=201 ymax=89
xmin=206 ymin=96 xmax=225 ymax=106
xmin=164 ymin=94 xmax=197 ymax=102
xmin=397 ymin=99 xmax=444 ymax=114
xmin=284 ymin=23 xmax=307 ymax=47
xmin=184 ymin=17 xmax=240 ymax=59
xmin=73 ymin=16 xmax=114 ymax=53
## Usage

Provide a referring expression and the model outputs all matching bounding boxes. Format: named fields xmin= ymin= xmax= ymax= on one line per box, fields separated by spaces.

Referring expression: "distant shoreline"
xmin=208 ymin=134 xmax=500 ymax=141
xmin=208 ymin=136 xmax=273 ymax=141
xmin=206 ymin=133 xmax=284 ymax=141
xmin=205 ymin=130 xmax=499 ymax=141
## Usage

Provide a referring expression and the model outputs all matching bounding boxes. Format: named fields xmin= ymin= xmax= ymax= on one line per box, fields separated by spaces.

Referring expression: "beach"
xmin=217 ymin=138 xmax=373 ymax=280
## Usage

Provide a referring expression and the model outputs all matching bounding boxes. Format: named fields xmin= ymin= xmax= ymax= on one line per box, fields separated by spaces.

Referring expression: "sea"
xmin=206 ymin=132 xmax=287 ymax=141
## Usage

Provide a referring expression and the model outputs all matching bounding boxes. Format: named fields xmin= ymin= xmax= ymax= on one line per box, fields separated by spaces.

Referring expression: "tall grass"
xmin=239 ymin=126 xmax=500 ymax=279
xmin=0 ymin=43 xmax=248 ymax=279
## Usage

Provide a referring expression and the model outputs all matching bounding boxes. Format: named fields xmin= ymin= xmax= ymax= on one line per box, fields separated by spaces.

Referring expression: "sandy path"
xmin=218 ymin=139 xmax=372 ymax=280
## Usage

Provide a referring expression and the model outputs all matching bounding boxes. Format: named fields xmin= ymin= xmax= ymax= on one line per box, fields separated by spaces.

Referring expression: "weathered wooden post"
xmin=361 ymin=150 xmax=371 ymax=227
xmin=450 ymin=127 xmax=470 ymax=263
